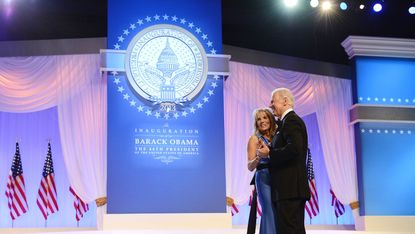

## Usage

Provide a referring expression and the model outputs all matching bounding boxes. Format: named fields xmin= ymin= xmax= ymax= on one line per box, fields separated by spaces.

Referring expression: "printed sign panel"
xmin=107 ymin=0 xmax=226 ymax=213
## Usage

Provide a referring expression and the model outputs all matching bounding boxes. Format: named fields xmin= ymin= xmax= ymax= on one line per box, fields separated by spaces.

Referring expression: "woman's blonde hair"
xmin=252 ymin=108 xmax=277 ymax=137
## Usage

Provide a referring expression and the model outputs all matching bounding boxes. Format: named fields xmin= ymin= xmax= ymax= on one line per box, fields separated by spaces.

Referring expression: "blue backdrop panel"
xmin=355 ymin=57 xmax=415 ymax=106
xmin=359 ymin=123 xmax=415 ymax=215
xmin=354 ymin=56 xmax=415 ymax=216
xmin=107 ymin=0 xmax=226 ymax=213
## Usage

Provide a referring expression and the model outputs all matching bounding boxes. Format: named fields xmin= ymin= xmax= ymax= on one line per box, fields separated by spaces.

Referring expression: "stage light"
xmin=322 ymin=1 xmax=332 ymax=11
xmin=409 ymin=6 xmax=415 ymax=14
xmin=373 ymin=3 xmax=383 ymax=12
xmin=284 ymin=0 xmax=298 ymax=8
xmin=340 ymin=2 xmax=348 ymax=10
xmin=359 ymin=4 xmax=365 ymax=10
xmin=310 ymin=0 xmax=319 ymax=8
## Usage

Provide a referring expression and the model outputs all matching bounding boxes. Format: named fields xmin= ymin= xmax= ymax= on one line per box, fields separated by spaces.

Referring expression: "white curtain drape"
xmin=0 ymin=54 xmax=106 ymax=209
xmin=0 ymin=56 xmax=58 ymax=112
xmin=224 ymin=61 xmax=359 ymax=222
xmin=312 ymin=75 xmax=360 ymax=226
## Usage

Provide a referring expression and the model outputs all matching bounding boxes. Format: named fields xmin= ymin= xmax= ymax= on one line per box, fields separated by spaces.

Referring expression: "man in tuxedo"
xmin=258 ymin=88 xmax=310 ymax=234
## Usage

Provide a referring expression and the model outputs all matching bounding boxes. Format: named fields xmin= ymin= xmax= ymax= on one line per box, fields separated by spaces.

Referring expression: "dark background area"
xmin=1 ymin=0 xmax=414 ymax=64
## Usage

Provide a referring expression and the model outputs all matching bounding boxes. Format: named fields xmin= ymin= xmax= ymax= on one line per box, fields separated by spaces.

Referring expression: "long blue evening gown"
xmin=255 ymin=134 xmax=278 ymax=234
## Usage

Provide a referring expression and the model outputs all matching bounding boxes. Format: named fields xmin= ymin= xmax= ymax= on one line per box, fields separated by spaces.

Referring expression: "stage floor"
xmin=1 ymin=228 xmax=415 ymax=234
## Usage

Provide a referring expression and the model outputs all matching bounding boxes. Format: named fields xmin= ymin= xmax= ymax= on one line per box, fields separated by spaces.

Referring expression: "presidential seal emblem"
xmin=125 ymin=24 xmax=208 ymax=112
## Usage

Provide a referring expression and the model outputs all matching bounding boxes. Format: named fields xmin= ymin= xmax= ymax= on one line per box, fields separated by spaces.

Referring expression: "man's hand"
xmin=257 ymin=140 xmax=270 ymax=158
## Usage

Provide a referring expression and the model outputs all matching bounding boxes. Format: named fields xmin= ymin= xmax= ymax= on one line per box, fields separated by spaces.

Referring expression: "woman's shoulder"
xmin=248 ymin=134 xmax=260 ymax=142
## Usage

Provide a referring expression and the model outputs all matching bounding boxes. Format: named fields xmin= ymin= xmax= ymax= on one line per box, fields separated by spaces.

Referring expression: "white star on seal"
xmin=113 ymin=78 xmax=120 ymax=84
xmin=188 ymin=22 xmax=194 ymax=28
xmin=180 ymin=18 xmax=186 ymax=24
xmin=145 ymin=16 xmax=152 ymax=22
xmin=154 ymin=112 xmax=161 ymax=118
xmin=211 ymin=82 xmax=217 ymax=88
xmin=146 ymin=110 xmax=152 ymax=116
xmin=123 ymin=29 xmax=129 ymax=35
xmin=137 ymin=106 xmax=144 ymax=112
xmin=172 ymin=16 xmax=178 ymax=21
xmin=114 ymin=44 xmax=120 ymax=50
xmin=213 ymin=75 xmax=220 ymax=80
xmin=137 ymin=19 xmax=144 ymax=25
xmin=164 ymin=113 xmax=169 ymax=119
xmin=154 ymin=14 xmax=160 ymax=20
xmin=203 ymin=97 xmax=209 ymax=102
xmin=118 ymin=36 xmax=125 ymax=42
xmin=130 ymin=100 xmax=136 ymax=106
xmin=197 ymin=102 xmax=203 ymax=108
xmin=118 ymin=86 xmax=124 ymax=92
xmin=123 ymin=94 xmax=130 ymax=100
xmin=173 ymin=113 xmax=179 ymax=119
xmin=195 ymin=28 xmax=201 ymax=34
xmin=182 ymin=111 xmax=188 ymax=117
xmin=111 ymin=71 xmax=118 ymax=76
xmin=210 ymin=49 xmax=217 ymax=54
xmin=202 ymin=34 xmax=208 ymax=40
xmin=163 ymin=14 xmax=169 ymax=20
xmin=207 ymin=41 xmax=212 ymax=47
xmin=190 ymin=107 xmax=196 ymax=113
xmin=208 ymin=90 xmax=214 ymax=95
xmin=129 ymin=24 xmax=136 ymax=30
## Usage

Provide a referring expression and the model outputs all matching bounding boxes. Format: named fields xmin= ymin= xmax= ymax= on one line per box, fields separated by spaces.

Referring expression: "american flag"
xmin=231 ymin=203 xmax=239 ymax=216
xmin=36 ymin=142 xmax=59 ymax=220
xmin=5 ymin=142 xmax=28 ymax=220
xmin=69 ymin=186 xmax=89 ymax=221
xmin=330 ymin=188 xmax=345 ymax=218
xmin=305 ymin=148 xmax=319 ymax=219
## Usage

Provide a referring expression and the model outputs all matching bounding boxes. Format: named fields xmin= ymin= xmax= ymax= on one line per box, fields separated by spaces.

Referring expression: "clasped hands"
xmin=256 ymin=140 xmax=270 ymax=158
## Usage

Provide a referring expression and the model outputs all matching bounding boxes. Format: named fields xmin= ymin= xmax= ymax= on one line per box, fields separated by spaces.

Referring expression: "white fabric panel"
xmin=0 ymin=54 xmax=106 ymax=217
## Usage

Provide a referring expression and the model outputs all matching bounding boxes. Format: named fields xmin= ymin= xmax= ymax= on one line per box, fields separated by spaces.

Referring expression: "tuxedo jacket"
xmin=269 ymin=111 xmax=311 ymax=202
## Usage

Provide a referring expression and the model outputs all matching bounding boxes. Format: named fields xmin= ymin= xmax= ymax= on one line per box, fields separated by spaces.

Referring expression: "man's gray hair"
xmin=271 ymin=88 xmax=295 ymax=108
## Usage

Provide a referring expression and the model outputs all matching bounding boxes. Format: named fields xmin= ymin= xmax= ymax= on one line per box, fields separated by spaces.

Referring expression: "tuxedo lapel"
xmin=271 ymin=131 xmax=279 ymax=148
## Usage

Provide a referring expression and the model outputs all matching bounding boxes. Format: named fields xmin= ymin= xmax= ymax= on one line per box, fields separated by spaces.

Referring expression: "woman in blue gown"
xmin=247 ymin=108 xmax=278 ymax=234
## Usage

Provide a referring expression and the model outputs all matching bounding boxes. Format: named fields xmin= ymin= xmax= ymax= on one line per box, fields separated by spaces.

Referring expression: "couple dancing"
xmin=247 ymin=88 xmax=310 ymax=234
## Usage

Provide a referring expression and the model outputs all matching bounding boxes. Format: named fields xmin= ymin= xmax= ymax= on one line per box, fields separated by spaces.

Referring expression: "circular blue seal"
xmin=125 ymin=24 xmax=208 ymax=106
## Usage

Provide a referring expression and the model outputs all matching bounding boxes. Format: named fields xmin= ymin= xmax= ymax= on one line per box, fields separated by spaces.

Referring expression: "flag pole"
xmin=12 ymin=220 xmax=14 ymax=228
xmin=77 ymin=220 xmax=80 ymax=228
